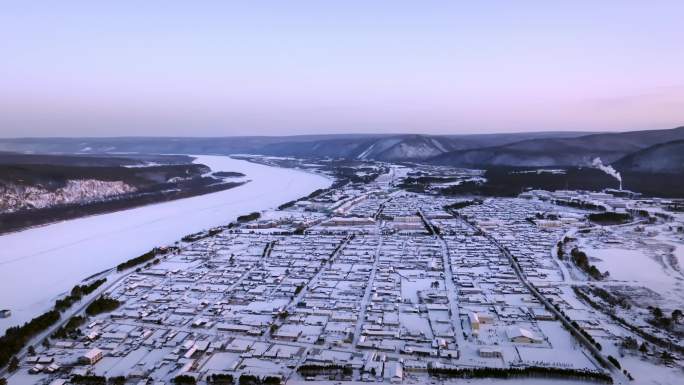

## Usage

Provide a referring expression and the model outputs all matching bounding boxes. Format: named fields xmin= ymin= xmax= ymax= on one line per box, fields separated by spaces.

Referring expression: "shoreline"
xmin=0 ymin=180 xmax=247 ymax=236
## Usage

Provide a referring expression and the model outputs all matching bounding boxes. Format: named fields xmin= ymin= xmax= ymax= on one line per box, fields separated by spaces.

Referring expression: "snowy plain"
xmin=0 ymin=156 xmax=330 ymax=332
xmin=589 ymin=248 xmax=671 ymax=292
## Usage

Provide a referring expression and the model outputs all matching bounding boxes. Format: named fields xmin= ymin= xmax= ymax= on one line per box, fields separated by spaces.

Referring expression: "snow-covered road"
xmin=0 ymin=156 xmax=330 ymax=332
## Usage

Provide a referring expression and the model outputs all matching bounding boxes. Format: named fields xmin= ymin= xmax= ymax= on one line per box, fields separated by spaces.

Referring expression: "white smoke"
xmin=591 ymin=157 xmax=622 ymax=190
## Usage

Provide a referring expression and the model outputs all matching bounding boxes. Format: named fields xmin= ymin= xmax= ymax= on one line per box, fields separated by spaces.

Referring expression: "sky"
xmin=1 ymin=1 xmax=683 ymax=137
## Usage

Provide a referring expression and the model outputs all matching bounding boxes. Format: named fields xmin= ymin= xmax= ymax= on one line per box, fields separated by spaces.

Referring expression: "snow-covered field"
xmin=587 ymin=239 xmax=684 ymax=307
xmin=589 ymin=248 xmax=672 ymax=292
xmin=0 ymin=156 xmax=330 ymax=333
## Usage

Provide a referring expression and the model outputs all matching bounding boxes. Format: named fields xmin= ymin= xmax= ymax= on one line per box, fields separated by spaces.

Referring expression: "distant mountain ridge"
xmin=0 ymin=127 xmax=682 ymax=173
xmin=613 ymin=139 xmax=684 ymax=174
xmin=0 ymin=131 xmax=596 ymax=161
xmin=258 ymin=135 xmax=462 ymax=161
xmin=428 ymin=126 xmax=684 ymax=168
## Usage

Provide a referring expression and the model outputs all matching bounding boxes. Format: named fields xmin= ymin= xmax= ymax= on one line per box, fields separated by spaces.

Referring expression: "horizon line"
xmin=2 ymin=125 xmax=683 ymax=140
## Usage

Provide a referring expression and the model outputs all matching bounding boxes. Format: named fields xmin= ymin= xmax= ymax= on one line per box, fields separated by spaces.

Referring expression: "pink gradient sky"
xmin=1 ymin=1 xmax=683 ymax=137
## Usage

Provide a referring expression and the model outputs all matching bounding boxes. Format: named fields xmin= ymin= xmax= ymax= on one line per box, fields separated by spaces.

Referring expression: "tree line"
xmin=574 ymin=287 xmax=684 ymax=354
xmin=55 ymin=278 xmax=107 ymax=311
xmin=202 ymin=373 xmax=283 ymax=385
xmin=588 ymin=212 xmax=632 ymax=225
xmin=0 ymin=310 xmax=60 ymax=368
xmin=570 ymin=247 xmax=608 ymax=280
xmin=85 ymin=296 xmax=120 ymax=316
xmin=427 ymin=365 xmax=612 ymax=383
xmin=116 ymin=246 xmax=176 ymax=271
xmin=237 ymin=212 xmax=261 ymax=223
xmin=0 ymin=275 xmax=117 ymax=369
xmin=52 ymin=315 xmax=85 ymax=339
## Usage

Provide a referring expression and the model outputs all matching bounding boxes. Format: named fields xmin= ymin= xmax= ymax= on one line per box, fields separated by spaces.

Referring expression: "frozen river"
xmin=0 ymin=156 xmax=330 ymax=332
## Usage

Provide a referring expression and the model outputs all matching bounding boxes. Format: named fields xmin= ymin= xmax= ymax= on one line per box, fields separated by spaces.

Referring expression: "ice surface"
xmin=0 ymin=156 xmax=330 ymax=332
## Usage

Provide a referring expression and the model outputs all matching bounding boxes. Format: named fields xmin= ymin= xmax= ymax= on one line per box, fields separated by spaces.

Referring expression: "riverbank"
xmin=0 ymin=179 xmax=246 ymax=236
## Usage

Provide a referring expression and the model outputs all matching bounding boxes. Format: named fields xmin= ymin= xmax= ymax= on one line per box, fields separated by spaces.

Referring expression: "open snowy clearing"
xmin=589 ymin=247 xmax=682 ymax=299
xmin=589 ymin=248 xmax=669 ymax=289
xmin=0 ymin=156 xmax=330 ymax=333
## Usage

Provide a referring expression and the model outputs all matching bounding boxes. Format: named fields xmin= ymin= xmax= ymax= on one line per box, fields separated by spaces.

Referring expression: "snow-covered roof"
xmin=506 ymin=327 xmax=540 ymax=342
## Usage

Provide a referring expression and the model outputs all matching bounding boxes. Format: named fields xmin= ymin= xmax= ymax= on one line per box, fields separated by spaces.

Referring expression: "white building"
xmin=506 ymin=327 xmax=542 ymax=344
xmin=478 ymin=347 xmax=503 ymax=358
xmin=383 ymin=362 xmax=403 ymax=383
xmin=80 ymin=348 xmax=103 ymax=364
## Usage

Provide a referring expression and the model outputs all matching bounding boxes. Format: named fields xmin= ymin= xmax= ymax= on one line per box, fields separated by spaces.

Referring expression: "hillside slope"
xmin=256 ymin=132 xmax=594 ymax=161
xmin=0 ymin=153 xmax=244 ymax=233
xmin=429 ymin=126 xmax=684 ymax=167
xmin=613 ymin=140 xmax=684 ymax=174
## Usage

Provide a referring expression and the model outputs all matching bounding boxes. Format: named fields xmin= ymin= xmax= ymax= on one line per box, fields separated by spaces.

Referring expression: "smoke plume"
xmin=591 ymin=157 xmax=622 ymax=189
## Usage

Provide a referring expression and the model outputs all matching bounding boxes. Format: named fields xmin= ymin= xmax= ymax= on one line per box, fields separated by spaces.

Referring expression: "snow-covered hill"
xmin=0 ymin=180 xmax=136 ymax=213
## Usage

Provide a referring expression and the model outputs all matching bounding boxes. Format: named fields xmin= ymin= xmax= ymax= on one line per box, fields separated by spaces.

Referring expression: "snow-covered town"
xmin=4 ymin=1 xmax=684 ymax=384
xmin=1 ymin=159 xmax=683 ymax=385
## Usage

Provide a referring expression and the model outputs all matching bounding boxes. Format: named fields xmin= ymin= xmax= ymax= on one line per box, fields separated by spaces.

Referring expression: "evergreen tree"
xmin=7 ymin=356 xmax=19 ymax=372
